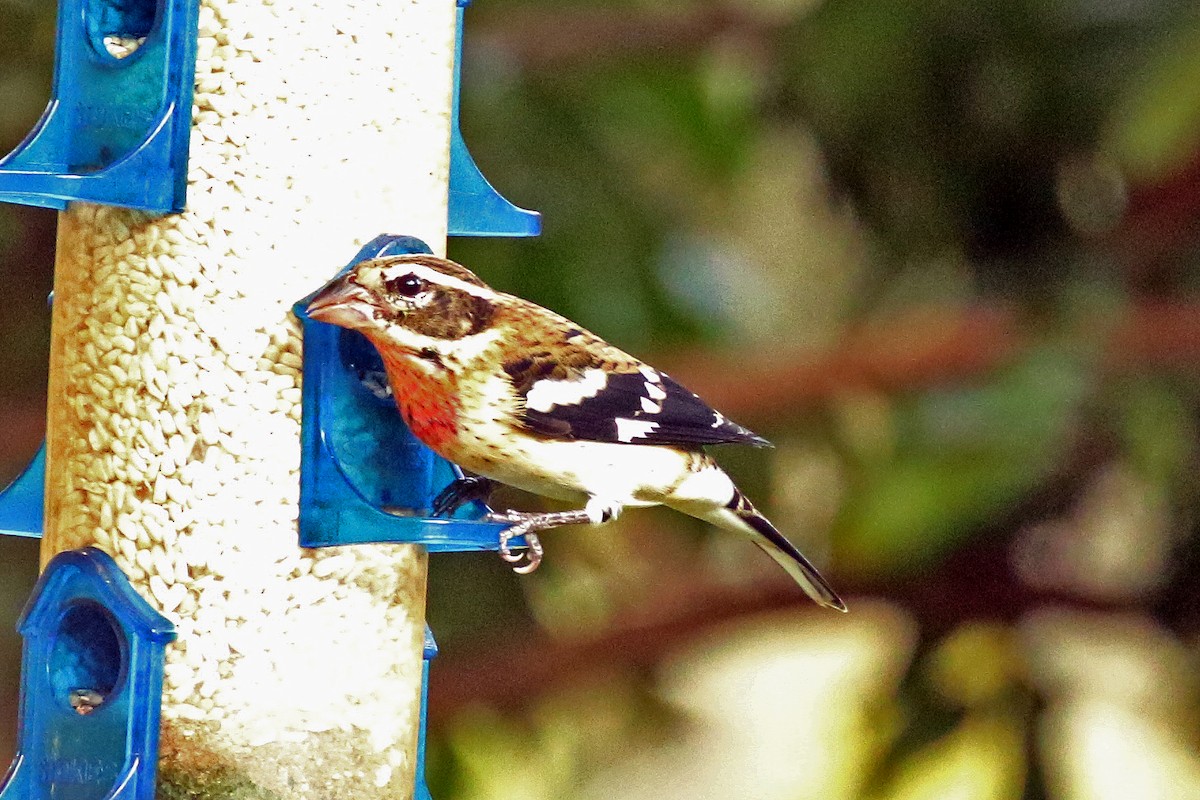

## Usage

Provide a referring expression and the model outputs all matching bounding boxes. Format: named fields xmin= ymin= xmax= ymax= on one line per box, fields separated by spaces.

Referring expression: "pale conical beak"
xmin=306 ymin=274 xmax=375 ymax=330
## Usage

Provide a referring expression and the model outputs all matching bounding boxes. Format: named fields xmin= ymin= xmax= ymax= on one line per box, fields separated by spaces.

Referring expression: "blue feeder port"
xmin=294 ymin=234 xmax=531 ymax=553
xmin=0 ymin=547 xmax=175 ymax=800
xmin=0 ymin=0 xmax=201 ymax=212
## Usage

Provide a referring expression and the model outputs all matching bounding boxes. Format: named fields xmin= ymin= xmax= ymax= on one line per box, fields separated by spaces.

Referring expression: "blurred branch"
xmin=477 ymin=5 xmax=776 ymax=69
xmin=1107 ymin=300 xmax=1200 ymax=369
xmin=659 ymin=302 xmax=1200 ymax=426
xmin=1118 ymin=153 xmax=1200 ymax=288
xmin=1 ymin=302 xmax=1197 ymax=455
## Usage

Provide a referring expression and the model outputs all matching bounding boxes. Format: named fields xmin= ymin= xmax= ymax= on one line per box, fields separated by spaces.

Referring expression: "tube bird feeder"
xmin=38 ymin=0 xmax=462 ymax=795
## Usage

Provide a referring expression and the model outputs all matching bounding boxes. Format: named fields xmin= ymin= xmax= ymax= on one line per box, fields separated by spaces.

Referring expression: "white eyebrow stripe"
xmin=381 ymin=263 xmax=497 ymax=299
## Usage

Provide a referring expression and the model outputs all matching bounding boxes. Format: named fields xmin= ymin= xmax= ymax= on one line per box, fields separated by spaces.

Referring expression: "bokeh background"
xmin=2 ymin=0 xmax=1200 ymax=797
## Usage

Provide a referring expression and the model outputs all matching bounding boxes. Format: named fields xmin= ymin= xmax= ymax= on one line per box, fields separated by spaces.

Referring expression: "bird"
xmin=305 ymin=254 xmax=846 ymax=611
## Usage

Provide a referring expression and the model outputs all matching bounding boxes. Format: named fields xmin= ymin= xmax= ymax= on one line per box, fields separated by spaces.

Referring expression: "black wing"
xmin=508 ymin=355 xmax=769 ymax=448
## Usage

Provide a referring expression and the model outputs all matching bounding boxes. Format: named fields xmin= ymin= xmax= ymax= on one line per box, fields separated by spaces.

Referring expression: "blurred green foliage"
xmin=835 ymin=347 xmax=1090 ymax=572
xmin=437 ymin=0 xmax=1200 ymax=797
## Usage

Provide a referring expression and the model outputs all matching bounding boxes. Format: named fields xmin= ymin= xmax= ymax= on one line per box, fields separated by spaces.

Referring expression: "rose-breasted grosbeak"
xmin=306 ymin=254 xmax=845 ymax=611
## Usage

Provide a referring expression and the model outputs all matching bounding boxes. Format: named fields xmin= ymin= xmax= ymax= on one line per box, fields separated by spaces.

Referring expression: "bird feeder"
xmin=0 ymin=486 xmax=452 ymax=800
xmin=0 ymin=0 xmax=540 ymax=794
xmin=0 ymin=547 xmax=175 ymax=800
xmin=414 ymin=627 xmax=440 ymax=800
xmin=0 ymin=0 xmax=537 ymax=230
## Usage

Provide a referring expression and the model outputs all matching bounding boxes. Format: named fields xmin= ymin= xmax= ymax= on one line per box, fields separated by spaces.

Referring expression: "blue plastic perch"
xmin=448 ymin=0 xmax=541 ymax=237
xmin=0 ymin=446 xmax=44 ymax=539
xmin=0 ymin=0 xmax=200 ymax=212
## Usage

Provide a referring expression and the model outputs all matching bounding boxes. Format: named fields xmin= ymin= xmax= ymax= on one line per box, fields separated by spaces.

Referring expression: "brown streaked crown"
xmin=356 ymin=255 xmax=497 ymax=341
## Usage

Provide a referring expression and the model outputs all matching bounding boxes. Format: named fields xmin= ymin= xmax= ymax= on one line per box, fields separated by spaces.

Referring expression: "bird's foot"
xmin=486 ymin=507 xmax=599 ymax=574
xmin=432 ymin=476 xmax=497 ymax=517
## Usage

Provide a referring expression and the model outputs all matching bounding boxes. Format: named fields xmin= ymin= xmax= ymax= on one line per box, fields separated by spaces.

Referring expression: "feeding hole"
xmin=339 ymin=330 xmax=394 ymax=403
xmin=51 ymin=601 xmax=124 ymax=716
xmin=85 ymin=0 xmax=156 ymax=61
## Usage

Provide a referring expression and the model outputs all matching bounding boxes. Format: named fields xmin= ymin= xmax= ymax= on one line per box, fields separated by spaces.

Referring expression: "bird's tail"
xmin=702 ymin=487 xmax=847 ymax=612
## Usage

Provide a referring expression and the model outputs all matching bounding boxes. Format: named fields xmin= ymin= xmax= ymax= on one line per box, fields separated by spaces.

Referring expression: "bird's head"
xmin=306 ymin=254 xmax=502 ymax=364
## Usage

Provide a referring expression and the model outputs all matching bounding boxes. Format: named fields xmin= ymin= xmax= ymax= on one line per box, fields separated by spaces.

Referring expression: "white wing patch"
xmin=640 ymin=396 xmax=663 ymax=414
xmin=639 ymin=365 xmax=662 ymax=383
xmin=615 ymin=417 xmax=660 ymax=442
xmin=526 ymin=368 xmax=609 ymax=412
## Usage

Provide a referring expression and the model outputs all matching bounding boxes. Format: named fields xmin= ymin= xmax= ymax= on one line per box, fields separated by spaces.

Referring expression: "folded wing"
xmin=506 ymin=352 xmax=768 ymax=448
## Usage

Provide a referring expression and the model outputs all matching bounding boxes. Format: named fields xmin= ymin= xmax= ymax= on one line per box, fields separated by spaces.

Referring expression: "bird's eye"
xmin=385 ymin=273 xmax=425 ymax=298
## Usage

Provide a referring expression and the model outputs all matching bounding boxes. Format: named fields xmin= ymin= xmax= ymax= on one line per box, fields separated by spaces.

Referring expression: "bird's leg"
xmin=487 ymin=499 xmax=621 ymax=574
xmin=431 ymin=475 xmax=497 ymax=517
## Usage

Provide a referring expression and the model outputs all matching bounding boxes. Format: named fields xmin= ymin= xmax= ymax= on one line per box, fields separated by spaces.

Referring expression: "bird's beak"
xmin=306 ymin=273 xmax=375 ymax=329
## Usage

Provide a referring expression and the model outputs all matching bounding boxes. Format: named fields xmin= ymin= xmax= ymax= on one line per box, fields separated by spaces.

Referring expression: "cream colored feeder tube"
xmin=43 ymin=0 xmax=456 ymax=796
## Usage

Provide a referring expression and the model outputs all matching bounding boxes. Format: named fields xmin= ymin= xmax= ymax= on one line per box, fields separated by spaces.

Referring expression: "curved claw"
xmin=432 ymin=476 xmax=496 ymax=517
xmin=498 ymin=523 xmax=543 ymax=573
xmin=513 ymin=533 xmax=543 ymax=574
xmin=499 ymin=541 xmax=526 ymax=564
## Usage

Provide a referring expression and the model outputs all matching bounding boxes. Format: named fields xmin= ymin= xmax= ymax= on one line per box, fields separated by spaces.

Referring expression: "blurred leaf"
xmin=451 ymin=63 xmax=716 ymax=350
xmin=867 ymin=621 xmax=1037 ymax=800
xmin=432 ymin=677 xmax=678 ymax=800
xmin=1104 ymin=19 xmax=1200 ymax=181
xmin=1109 ymin=376 xmax=1197 ymax=494
xmin=926 ymin=623 xmax=1025 ymax=710
xmin=870 ymin=713 xmax=1026 ymax=800
xmin=584 ymin=58 xmax=755 ymax=193
xmin=786 ymin=0 xmax=938 ymax=139
xmin=836 ymin=348 xmax=1090 ymax=572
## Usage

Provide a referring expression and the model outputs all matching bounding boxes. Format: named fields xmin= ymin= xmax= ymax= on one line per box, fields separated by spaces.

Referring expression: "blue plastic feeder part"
xmin=0 ymin=547 xmax=175 ymax=800
xmin=448 ymin=0 xmax=541 ymax=237
xmin=0 ymin=446 xmax=45 ymax=539
xmin=294 ymin=234 xmax=531 ymax=552
xmin=414 ymin=626 xmax=439 ymax=800
xmin=0 ymin=0 xmax=201 ymax=212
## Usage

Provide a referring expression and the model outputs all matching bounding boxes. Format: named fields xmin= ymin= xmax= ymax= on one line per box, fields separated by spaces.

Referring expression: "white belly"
xmin=472 ymin=438 xmax=698 ymax=507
